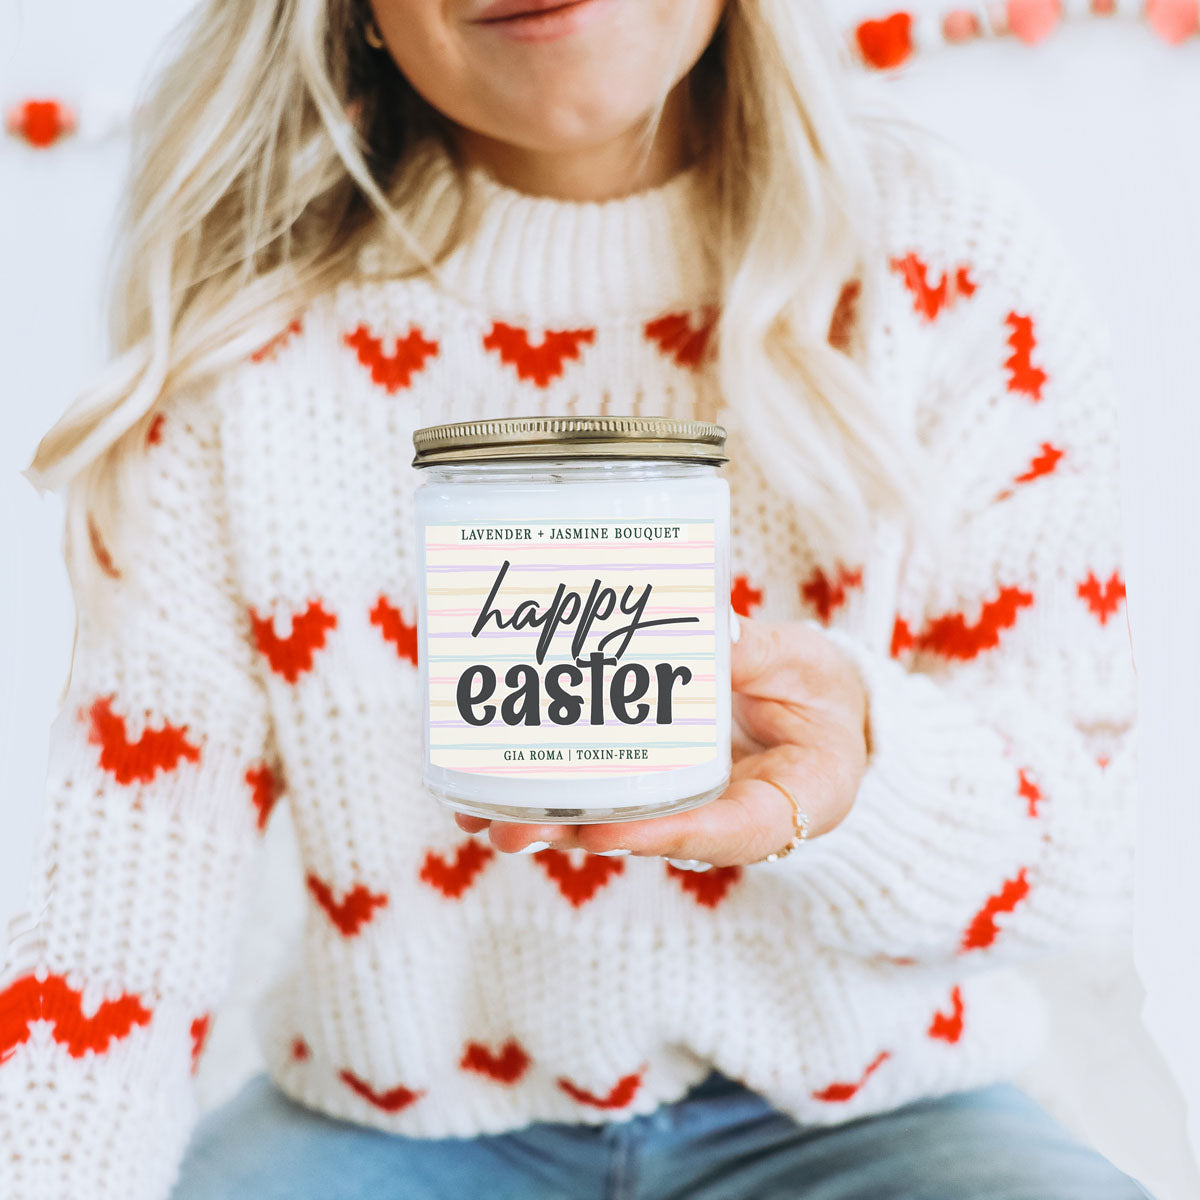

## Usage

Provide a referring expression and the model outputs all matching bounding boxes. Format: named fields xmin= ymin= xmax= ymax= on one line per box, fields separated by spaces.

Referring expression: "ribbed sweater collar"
xmin=356 ymin=141 xmax=714 ymax=322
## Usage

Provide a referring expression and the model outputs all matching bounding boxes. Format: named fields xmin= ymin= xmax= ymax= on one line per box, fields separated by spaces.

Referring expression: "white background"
xmin=2 ymin=3 xmax=1199 ymax=1196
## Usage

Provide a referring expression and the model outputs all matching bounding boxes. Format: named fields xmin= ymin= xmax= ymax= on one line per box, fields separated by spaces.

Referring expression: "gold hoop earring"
xmin=364 ymin=17 xmax=386 ymax=49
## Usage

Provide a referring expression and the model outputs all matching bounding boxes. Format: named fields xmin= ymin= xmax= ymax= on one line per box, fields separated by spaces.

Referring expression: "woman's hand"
xmin=454 ymin=618 xmax=871 ymax=867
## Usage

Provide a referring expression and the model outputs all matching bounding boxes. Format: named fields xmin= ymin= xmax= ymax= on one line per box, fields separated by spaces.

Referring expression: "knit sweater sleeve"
xmin=0 ymin=380 xmax=275 ymax=1200
xmin=786 ymin=149 xmax=1137 ymax=967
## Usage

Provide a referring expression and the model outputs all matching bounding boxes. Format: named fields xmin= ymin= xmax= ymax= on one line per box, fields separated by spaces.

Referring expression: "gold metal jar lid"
xmin=412 ymin=415 xmax=728 ymax=467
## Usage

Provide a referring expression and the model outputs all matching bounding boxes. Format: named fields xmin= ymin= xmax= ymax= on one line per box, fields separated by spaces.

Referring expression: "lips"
xmin=467 ymin=0 xmax=614 ymax=42
xmin=473 ymin=0 xmax=590 ymax=22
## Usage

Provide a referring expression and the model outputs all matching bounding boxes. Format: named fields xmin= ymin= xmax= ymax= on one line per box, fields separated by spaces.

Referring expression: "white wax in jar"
xmin=414 ymin=459 xmax=731 ymax=822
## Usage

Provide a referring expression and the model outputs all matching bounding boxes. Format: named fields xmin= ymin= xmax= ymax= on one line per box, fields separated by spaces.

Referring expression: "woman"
xmin=0 ymin=1 xmax=1146 ymax=1197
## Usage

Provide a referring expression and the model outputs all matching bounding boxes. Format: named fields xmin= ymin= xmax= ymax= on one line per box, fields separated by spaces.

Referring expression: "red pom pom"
xmin=5 ymin=99 xmax=76 ymax=148
xmin=855 ymin=13 xmax=914 ymax=70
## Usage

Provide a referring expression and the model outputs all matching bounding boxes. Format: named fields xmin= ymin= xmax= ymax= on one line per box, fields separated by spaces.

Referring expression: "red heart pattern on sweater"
xmin=811 ymin=1050 xmax=891 ymax=1102
xmin=419 ymin=840 xmax=494 ymax=900
xmin=1017 ymin=768 xmax=1042 ymax=818
xmin=889 ymin=253 xmax=976 ymax=321
xmin=908 ymin=585 xmax=1035 ymax=661
xmin=666 ymin=864 xmax=742 ymax=909
xmin=249 ymin=600 xmax=338 ymax=683
xmin=998 ymin=442 xmax=1065 ymax=501
xmin=0 ymin=972 xmax=152 ymax=1063
xmin=339 ymin=1068 xmax=424 ymax=1113
xmin=890 ymin=616 xmax=915 ymax=658
xmin=558 ymin=1067 xmax=645 ymax=1110
xmin=1077 ymin=571 xmax=1126 ymax=625
xmin=250 ymin=319 xmax=303 ymax=363
xmin=855 ymin=13 xmax=914 ymax=68
xmin=189 ymin=1013 xmax=211 ymax=1074
xmin=87 ymin=695 xmax=201 ymax=785
xmin=643 ymin=309 xmax=717 ymax=370
xmin=534 ymin=849 xmax=624 ymax=907
xmin=801 ymin=564 xmax=864 ymax=623
xmin=344 ymin=323 xmax=439 ymax=392
xmin=369 ymin=595 xmax=418 ymax=666
xmin=460 ymin=1038 xmax=531 ymax=1084
xmin=1004 ymin=312 xmax=1048 ymax=402
xmin=960 ymin=868 xmax=1031 ymax=952
xmin=927 ymin=986 xmax=965 ymax=1043
xmin=482 ymin=321 xmax=595 ymax=386
xmin=306 ymin=873 xmax=389 ymax=936
xmin=730 ymin=574 xmax=763 ymax=618
xmin=245 ymin=762 xmax=284 ymax=831
xmin=1014 ymin=442 xmax=1064 ymax=485
xmin=145 ymin=413 xmax=166 ymax=447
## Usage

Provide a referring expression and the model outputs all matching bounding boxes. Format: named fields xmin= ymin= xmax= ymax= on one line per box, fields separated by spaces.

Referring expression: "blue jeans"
xmin=172 ymin=1071 xmax=1151 ymax=1199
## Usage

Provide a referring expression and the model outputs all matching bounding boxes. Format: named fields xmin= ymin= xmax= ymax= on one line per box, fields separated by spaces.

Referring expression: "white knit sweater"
xmin=0 ymin=133 xmax=1136 ymax=1199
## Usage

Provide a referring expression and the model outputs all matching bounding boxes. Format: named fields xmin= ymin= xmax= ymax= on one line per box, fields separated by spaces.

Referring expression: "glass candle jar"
xmin=412 ymin=416 xmax=731 ymax=824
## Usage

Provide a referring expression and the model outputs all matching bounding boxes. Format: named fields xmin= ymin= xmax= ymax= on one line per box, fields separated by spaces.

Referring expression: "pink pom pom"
xmin=1146 ymin=0 xmax=1198 ymax=43
xmin=943 ymin=9 xmax=983 ymax=40
xmin=1007 ymin=0 xmax=1062 ymax=43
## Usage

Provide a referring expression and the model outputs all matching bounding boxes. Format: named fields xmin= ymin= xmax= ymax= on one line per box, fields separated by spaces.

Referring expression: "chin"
xmin=489 ymin=99 xmax=654 ymax=157
xmin=506 ymin=125 xmax=644 ymax=158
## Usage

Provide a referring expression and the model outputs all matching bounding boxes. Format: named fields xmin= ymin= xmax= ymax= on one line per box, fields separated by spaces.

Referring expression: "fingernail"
xmin=666 ymin=858 xmax=714 ymax=872
xmin=594 ymin=848 xmax=631 ymax=857
xmin=515 ymin=841 xmax=551 ymax=855
xmin=730 ymin=610 xmax=742 ymax=643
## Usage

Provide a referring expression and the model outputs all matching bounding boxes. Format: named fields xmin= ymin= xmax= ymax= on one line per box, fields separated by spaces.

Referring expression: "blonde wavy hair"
xmin=30 ymin=0 xmax=925 ymax=597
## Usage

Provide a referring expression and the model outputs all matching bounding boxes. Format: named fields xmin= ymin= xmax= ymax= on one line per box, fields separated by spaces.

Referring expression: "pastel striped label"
xmin=423 ymin=518 xmax=719 ymax=778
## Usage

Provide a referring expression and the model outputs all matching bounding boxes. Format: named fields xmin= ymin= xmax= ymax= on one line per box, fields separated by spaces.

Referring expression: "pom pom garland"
xmin=4 ymin=4 xmax=1197 ymax=151
xmin=852 ymin=0 xmax=1199 ymax=68
xmin=4 ymin=92 xmax=128 ymax=148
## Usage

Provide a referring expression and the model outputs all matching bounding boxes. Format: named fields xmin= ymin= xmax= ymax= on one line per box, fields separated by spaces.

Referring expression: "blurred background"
xmin=2 ymin=2 xmax=1198 ymax=1195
